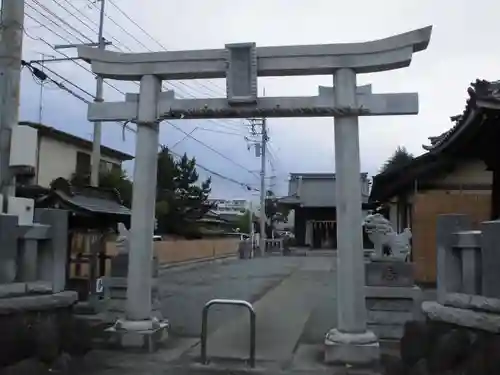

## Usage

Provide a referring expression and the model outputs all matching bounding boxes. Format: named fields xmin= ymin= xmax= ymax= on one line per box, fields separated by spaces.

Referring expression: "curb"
xmin=158 ymin=253 xmax=237 ymax=271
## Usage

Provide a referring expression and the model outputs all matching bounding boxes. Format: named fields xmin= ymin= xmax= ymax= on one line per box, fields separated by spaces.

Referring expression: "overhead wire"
xmin=166 ymin=121 xmax=260 ymax=179
xmin=105 ymin=0 xmax=227 ymax=98
xmin=51 ymin=1 xmax=246 ymax=134
xmin=29 ymin=0 xmax=248 ymax=135
xmin=24 ymin=12 xmax=127 ymax=96
xmin=24 ymin=7 xmax=245 ymax=145
xmin=24 ymin=0 xmax=260 ymax=191
xmin=89 ymin=0 xmax=247 ymax=133
xmin=31 ymin=0 xmax=94 ymax=43
xmin=22 ymin=57 xmax=258 ymax=191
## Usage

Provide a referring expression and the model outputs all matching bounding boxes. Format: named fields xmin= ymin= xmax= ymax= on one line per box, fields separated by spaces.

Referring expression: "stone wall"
xmin=387 ymin=320 xmax=500 ymax=375
xmin=0 ymin=290 xmax=89 ymax=371
xmin=87 ymin=238 xmax=239 ymax=277
xmin=151 ymin=238 xmax=239 ymax=264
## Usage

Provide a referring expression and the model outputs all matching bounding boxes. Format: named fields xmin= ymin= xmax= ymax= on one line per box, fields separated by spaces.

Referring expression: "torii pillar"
xmin=324 ymin=69 xmax=378 ymax=364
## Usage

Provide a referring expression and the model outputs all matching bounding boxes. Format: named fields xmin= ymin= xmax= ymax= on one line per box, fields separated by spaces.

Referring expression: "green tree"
xmin=236 ymin=209 xmax=252 ymax=233
xmin=380 ymin=146 xmax=414 ymax=174
xmin=155 ymin=146 xmax=212 ymax=237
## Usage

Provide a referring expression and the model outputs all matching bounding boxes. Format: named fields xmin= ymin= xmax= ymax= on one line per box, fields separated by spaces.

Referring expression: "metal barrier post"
xmin=201 ymin=298 xmax=256 ymax=367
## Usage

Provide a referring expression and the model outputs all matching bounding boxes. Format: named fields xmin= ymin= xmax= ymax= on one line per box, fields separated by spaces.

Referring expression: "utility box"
xmin=8 ymin=196 xmax=34 ymax=225
xmin=10 ymin=125 xmax=37 ymax=169
xmin=225 ymin=43 xmax=257 ymax=104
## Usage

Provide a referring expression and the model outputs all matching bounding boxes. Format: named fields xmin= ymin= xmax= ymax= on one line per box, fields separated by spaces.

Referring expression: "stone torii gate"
xmin=78 ymin=26 xmax=432 ymax=362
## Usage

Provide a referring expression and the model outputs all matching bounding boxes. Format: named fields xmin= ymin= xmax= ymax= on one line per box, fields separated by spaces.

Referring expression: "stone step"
xmin=366 ymin=298 xmax=413 ymax=311
xmin=367 ymin=310 xmax=413 ymax=325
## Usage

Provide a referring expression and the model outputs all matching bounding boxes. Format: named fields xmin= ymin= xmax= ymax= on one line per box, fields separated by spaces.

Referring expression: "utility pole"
xmin=34 ymin=0 xmax=112 ymax=186
xmin=90 ymin=0 xmax=106 ymax=187
xmin=0 ymin=0 xmax=25 ymax=204
xmin=37 ymin=53 xmax=48 ymax=123
xmin=249 ymin=200 xmax=255 ymax=251
xmin=259 ymin=118 xmax=267 ymax=253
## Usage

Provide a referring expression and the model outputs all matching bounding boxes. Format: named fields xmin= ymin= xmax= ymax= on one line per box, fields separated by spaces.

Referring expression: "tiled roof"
xmin=422 ymin=80 xmax=500 ymax=152
xmin=50 ymin=177 xmax=131 ymax=216
xmin=57 ymin=190 xmax=131 ymax=216
xmin=370 ymin=79 xmax=500 ymax=202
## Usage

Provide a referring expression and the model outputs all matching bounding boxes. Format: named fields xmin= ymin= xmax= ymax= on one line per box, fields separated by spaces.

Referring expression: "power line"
xmin=22 ymin=59 xmax=92 ymax=104
xmin=25 ymin=0 xmax=246 ymax=134
xmin=25 ymin=10 xmax=246 ymax=150
xmin=22 ymin=60 xmax=258 ymax=191
xmin=30 ymin=60 xmax=95 ymax=99
xmin=31 ymin=0 xmax=93 ymax=43
xmin=26 ymin=1 xmax=88 ymax=44
xmin=23 ymin=1 xmax=258 ymax=191
xmin=59 ymin=0 xmax=128 ymax=50
xmin=167 ymin=121 xmax=260 ymax=179
xmin=103 ymin=0 xmax=227 ymax=99
xmin=24 ymin=12 xmax=127 ymax=96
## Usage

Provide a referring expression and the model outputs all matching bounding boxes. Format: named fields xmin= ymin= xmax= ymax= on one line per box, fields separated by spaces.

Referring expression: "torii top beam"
xmin=77 ymin=26 xmax=432 ymax=81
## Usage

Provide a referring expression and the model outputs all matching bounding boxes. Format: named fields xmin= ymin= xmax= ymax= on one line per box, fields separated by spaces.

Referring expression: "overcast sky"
xmin=19 ymin=0 xmax=500 ymax=200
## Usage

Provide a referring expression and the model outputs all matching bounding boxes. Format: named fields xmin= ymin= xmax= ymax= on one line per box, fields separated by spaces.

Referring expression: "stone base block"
xmin=105 ymin=318 xmax=169 ymax=352
xmin=364 ymin=285 xmax=423 ymax=340
xmin=365 ymin=258 xmax=414 ymax=287
xmin=368 ymin=324 xmax=403 ymax=340
xmin=324 ymin=329 xmax=380 ymax=365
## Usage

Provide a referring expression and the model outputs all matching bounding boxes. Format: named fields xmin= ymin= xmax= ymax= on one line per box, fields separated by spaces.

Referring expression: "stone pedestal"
xmin=106 ymin=317 xmax=169 ymax=352
xmin=365 ymin=257 xmax=422 ymax=340
xmin=324 ymin=329 xmax=380 ymax=365
xmin=104 ymin=252 xmax=168 ymax=351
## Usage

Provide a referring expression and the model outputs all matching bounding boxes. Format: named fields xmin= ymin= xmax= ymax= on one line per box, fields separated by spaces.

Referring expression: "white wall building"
xmin=15 ymin=121 xmax=133 ymax=187
xmin=207 ymin=198 xmax=250 ymax=216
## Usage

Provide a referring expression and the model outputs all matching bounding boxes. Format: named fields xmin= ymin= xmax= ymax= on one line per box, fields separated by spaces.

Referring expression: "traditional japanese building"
xmin=370 ymin=79 xmax=500 ymax=284
xmin=281 ymin=172 xmax=374 ymax=249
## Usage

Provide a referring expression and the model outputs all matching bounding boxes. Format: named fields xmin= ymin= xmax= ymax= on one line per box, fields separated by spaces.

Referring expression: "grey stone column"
xmin=125 ymin=74 xmax=161 ymax=322
xmin=0 ymin=214 xmax=18 ymax=283
xmin=436 ymin=214 xmax=472 ymax=304
xmin=480 ymin=220 xmax=500 ymax=298
xmin=324 ymin=69 xmax=379 ymax=365
xmin=18 ymin=240 xmax=38 ymax=281
xmin=35 ymin=209 xmax=68 ymax=293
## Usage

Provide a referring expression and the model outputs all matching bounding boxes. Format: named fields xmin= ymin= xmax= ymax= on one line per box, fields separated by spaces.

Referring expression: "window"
xmin=99 ymin=160 xmax=112 ymax=173
xmin=75 ymin=151 xmax=91 ymax=176
xmin=111 ymin=163 xmax=121 ymax=173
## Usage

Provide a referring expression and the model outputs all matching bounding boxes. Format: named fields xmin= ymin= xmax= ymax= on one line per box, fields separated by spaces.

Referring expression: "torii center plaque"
xmin=78 ymin=26 xmax=432 ymax=362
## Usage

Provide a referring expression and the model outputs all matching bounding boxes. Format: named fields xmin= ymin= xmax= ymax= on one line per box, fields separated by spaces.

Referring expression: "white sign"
xmin=96 ymin=278 xmax=104 ymax=293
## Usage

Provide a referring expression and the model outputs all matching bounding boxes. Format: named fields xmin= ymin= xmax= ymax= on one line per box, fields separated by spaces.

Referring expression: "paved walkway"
xmin=10 ymin=253 xmax=382 ymax=374
xmin=158 ymin=256 xmax=304 ymax=337
xmin=195 ymin=256 xmax=334 ymax=363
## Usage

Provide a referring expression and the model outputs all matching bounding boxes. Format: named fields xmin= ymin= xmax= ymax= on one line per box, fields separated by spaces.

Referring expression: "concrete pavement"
xmin=196 ymin=256 xmax=335 ymax=363
xmin=159 ymin=256 xmax=304 ymax=337
xmin=63 ymin=253 xmax=382 ymax=374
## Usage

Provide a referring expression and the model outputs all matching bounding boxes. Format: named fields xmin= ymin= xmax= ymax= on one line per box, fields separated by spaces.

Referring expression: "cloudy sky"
xmin=20 ymin=0 xmax=500 ymax=201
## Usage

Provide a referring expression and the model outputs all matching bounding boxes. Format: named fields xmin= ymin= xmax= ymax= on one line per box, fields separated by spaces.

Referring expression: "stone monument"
xmin=363 ymin=213 xmax=422 ymax=340
xmin=78 ymin=26 xmax=432 ymax=361
xmin=0 ymin=202 xmax=82 ymax=368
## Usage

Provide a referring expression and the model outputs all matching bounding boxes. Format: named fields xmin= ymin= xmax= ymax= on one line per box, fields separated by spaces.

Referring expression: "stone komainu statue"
xmin=363 ymin=213 xmax=412 ymax=261
xmin=115 ymin=222 xmax=130 ymax=254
